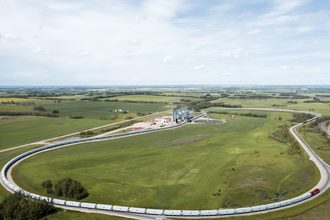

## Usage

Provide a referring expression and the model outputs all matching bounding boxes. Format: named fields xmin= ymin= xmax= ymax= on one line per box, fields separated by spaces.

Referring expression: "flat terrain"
xmin=13 ymin=112 xmax=319 ymax=210
xmin=109 ymin=94 xmax=201 ymax=103
xmin=0 ymin=100 xmax=168 ymax=150
xmin=212 ymin=98 xmax=330 ymax=116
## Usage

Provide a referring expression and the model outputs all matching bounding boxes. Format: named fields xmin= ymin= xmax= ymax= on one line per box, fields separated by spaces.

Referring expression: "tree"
xmin=41 ymin=179 xmax=53 ymax=194
xmin=54 ymin=178 xmax=89 ymax=200
xmin=33 ymin=106 xmax=46 ymax=112
xmin=0 ymin=192 xmax=57 ymax=220
xmin=52 ymin=110 xmax=59 ymax=114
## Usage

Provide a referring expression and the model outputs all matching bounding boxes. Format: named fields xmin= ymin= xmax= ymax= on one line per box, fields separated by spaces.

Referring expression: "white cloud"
xmin=0 ymin=32 xmax=21 ymax=42
xmin=31 ymin=47 xmax=41 ymax=54
xmin=281 ymin=65 xmax=288 ymax=70
xmin=0 ymin=0 xmax=329 ymax=85
xmin=78 ymin=50 xmax=90 ymax=56
xmin=194 ymin=64 xmax=204 ymax=70
xmin=162 ymin=56 xmax=172 ymax=63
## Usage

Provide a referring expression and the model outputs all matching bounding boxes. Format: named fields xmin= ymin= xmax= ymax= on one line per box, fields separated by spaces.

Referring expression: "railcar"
xmin=200 ymin=209 xmax=218 ymax=216
xmin=181 ymin=210 xmax=200 ymax=216
xmin=163 ymin=210 xmax=182 ymax=216
xmin=128 ymin=207 xmax=146 ymax=214
xmin=145 ymin=208 xmax=164 ymax=215
xmin=65 ymin=201 xmax=80 ymax=207
xmin=80 ymin=202 xmax=96 ymax=209
xmin=112 ymin=205 xmax=129 ymax=212
xmin=218 ymin=209 xmax=235 ymax=215
xmin=96 ymin=204 xmax=112 ymax=211
xmin=52 ymin=198 xmax=65 ymax=205
xmin=251 ymin=205 xmax=267 ymax=212
xmin=235 ymin=207 xmax=252 ymax=214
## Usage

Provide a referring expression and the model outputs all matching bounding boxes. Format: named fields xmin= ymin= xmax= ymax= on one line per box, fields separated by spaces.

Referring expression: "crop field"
xmin=13 ymin=112 xmax=319 ymax=210
xmin=42 ymin=100 xmax=167 ymax=118
xmin=109 ymin=94 xmax=201 ymax=103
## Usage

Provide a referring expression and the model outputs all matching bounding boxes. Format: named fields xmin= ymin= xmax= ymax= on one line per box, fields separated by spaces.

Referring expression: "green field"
xmin=0 ymin=100 xmax=168 ymax=150
xmin=212 ymin=98 xmax=330 ymax=116
xmin=13 ymin=112 xmax=319 ymax=210
xmin=299 ymin=125 xmax=330 ymax=164
xmin=0 ymin=116 xmax=118 ymax=150
xmin=42 ymin=100 xmax=167 ymax=119
xmin=109 ymin=94 xmax=201 ymax=103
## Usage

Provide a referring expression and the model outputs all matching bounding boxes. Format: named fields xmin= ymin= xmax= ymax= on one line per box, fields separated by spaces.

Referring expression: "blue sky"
xmin=0 ymin=0 xmax=329 ymax=85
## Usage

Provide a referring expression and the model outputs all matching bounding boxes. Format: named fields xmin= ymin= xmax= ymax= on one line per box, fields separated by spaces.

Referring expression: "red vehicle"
xmin=310 ymin=188 xmax=320 ymax=196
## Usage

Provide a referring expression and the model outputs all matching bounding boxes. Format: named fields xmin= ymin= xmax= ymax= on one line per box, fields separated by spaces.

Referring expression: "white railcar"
xmin=200 ymin=210 xmax=218 ymax=216
xmin=96 ymin=204 xmax=112 ymax=211
xmin=218 ymin=209 xmax=235 ymax=215
xmin=145 ymin=208 xmax=164 ymax=215
xmin=181 ymin=210 xmax=200 ymax=216
xmin=164 ymin=210 xmax=182 ymax=216
xmin=52 ymin=198 xmax=66 ymax=205
xmin=112 ymin=205 xmax=129 ymax=212
xmin=80 ymin=202 xmax=96 ymax=209
xmin=65 ymin=201 xmax=80 ymax=207
xmin=235 ymin=207 xmax=252 ymax=214
xmin=251 ymin=205 xmax=267 ymax=212
xmin=128 ymin=207 xmax=146 ymax=214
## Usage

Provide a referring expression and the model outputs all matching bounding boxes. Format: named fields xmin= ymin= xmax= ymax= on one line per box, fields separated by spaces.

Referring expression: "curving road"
xmin=1 ymin=108 xmax=330 ymax=219
xmin=320 ymin=121 xmax=330 ymax=137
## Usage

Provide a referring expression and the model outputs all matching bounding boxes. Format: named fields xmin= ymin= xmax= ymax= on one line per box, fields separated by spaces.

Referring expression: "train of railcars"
xmin=0 ymin=110 xmax=325 ymax=218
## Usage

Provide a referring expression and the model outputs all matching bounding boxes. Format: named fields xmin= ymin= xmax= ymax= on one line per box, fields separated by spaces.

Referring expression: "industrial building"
xmin=173 ymin=108 xmax=194 ymax=123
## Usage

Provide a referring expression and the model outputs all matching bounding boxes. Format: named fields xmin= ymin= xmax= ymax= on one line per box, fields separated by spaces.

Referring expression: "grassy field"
xmin=0 ymin=99 xmax=168 ymax=150
xmin=42 ymin=100 xmax=167 ymax=119
xmin=212 ymin=98 xmax=330 ymax=116
xmin=298 ymin=125 xmax=330 ymax=166
xmin=109 ymin=94 xmax=201 ymax=103
xmin=0 ymin=116 xmax=121 ymax=150
xmin=13 ymin=112 xmax=319 ymax=210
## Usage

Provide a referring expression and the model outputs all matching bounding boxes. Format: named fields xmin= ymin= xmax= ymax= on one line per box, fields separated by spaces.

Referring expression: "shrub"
xmin=33 ymin=106 xmax=46 ymax=112
xmin=54 ymin=178 xmax=89 ymax=200
xmin=41 ymin=179 xmax=53 ymax=194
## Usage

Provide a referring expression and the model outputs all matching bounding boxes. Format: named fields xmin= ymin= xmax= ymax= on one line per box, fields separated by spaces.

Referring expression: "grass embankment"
xmin=13 ymin=112 xmax=318 ymax=210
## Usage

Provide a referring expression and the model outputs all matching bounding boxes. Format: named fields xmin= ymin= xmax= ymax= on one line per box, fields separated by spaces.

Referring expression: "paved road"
xmin=1 ymin=108 xmax=330 ymax=219
xmin=320 ymin=121 xmax=330 ymax=137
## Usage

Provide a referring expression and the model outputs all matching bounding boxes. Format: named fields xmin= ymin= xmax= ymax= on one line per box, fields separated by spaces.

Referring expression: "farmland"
xmin=1 ymin=86 xmax=330 ymax=219
xmin=13 ymin=111 xmax=319 ymax=210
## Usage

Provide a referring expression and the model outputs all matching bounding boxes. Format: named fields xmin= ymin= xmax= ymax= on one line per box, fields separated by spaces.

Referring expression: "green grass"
xmin=42 ymin=100 xmax=167 ymax=119
xmin=299 ymin=126 xmax=330 ymax=164
xmin=45 ymin=210 xmax=127 ymax=220
xmin=0 ymin=100 xmax=168 ymax=150
xmin=13 ymin=112 xmax=319 ymax=210
xmin=0 ymin=116 xmax=119 ymax=150
xmin=211 ymin=98 xmax=330 ymax=116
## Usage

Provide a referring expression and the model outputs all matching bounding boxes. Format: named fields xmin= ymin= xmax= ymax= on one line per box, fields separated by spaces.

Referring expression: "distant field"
xmin=13 ymin=112 xmax=318 ymax=210
xmin=42 ymin=100 xmax=167 ymax=118
xmin=212 ymin=98 xmax=330 ymax=116
xmin=109 ymin=94 xmax=201 ymax=103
